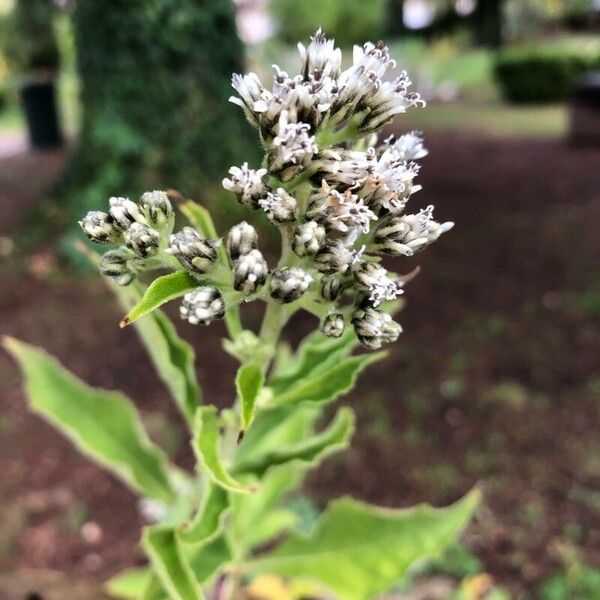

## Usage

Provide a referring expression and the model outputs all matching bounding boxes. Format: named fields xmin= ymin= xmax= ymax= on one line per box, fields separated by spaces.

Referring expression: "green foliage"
xmin=180 ymin=483 xmax=229 ymax=545
xmin=272 ymin=351 xmax=385 ymax=406
xmin=142 ymin=526 xmax=204 ymax=600
xmin=120 ymin=271 xmax=203 ymax=327
xmin=248 ymin=490 xmax=481 ymax=600
xmin=193 ymin=406 xmax=253 ymax=494
xmin=106 ymin=567 xmax=152 ymax=600
xmin=57 ymin=0 xmax=260 ymax=220
xmin=236 ymin=363 xmax=264 ymax=430
xmin=0 ymin=0 xmax=60 ymax=74
xmin=233 ymin=407 xmax=355 ymax=476
xmin=3 ymin=337 xmax=176 ymax=503
xmin=270 ymin=0 xmax=386 ymax=48
xmin=494 ymin=36 xmax=600 ymax=103
xmin=113 ymin=281 xmax=201 ymax=426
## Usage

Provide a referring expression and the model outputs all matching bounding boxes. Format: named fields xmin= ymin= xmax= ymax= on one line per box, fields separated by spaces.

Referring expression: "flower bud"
xmin=292 ymin=221 xmax=326 ymax=257
xmin=314 ymin=242 xmax=355 ymax=275
xmin=180 ymin=287 xmax=225 ymax=326
xmin=374 ymin=206 xmax=454 ymax=256
xmin=168 ymin=227 xmax=219 ymax=274
xmin=233 ymin=249 xmax=268 ymax=295
xmin=99 ymin=248 xmax=135 ymax=286
xmin=140 ymin=191 xmax=173 ymax=227
xmin=226 ymin=221 xmax=258 ymax=261
xmin=79 ymin=211 xmax=121 ymax=244
xmin=270 ymin=267 xmax=313 ymax=303
xmin=321 ymin=313 xmax=345 ymax=338
xmin=320 ymin=275 xmax=342 ymax=302
xmin=108 ymin=197 xmax=146 ymax=231
xmin=352 ymin=307 xmax=402 ymax=349
xmin=259 ymin=188 xmax=297 ymax=224
xmin=222 ymin=163 xmax=269 ymax=210
xmin=124 ymin=222 xmax=160 ymax=259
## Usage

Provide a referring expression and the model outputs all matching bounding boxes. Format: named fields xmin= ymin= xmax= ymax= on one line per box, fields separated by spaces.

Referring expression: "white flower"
xmin=168 ymin=227 xmax=219 ymax=274
xmin=321 ymin=313 xmax=345 ymax=338
xmin=374 ymin=205 xmax=454 ymax=256
xmin=385 ymin=131 xmax=428 ymax=161
xmin=124 ymin=223 xmax=160 ymax=259
xmin=353 ymin=262 xmax=404 ymax=307
xmin=308 ymin=181 xmax=377 ymax=236
xmin=259 ymin=188 xmax=297 ymax=223
xmin=222 ymin=163 xmax=269 ymax=209
xmin=298 ymin=28 xmax=342 ymax=80
xmin=269 ymin=111 xmax=318 ymax=174
xmin=229 ymin=72 xmax=272 ymax=127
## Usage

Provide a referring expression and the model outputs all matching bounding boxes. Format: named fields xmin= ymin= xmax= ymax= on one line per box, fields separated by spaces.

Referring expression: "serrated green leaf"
xmin=248 ymin=489 xmax=481 ymax=600
xmin=142 ymin=526 xmax=204 ymax=600
xmin=111 ymin=282 xmax=200 ymax=427
xmin=106 ymin=567 xmax=152 ymax=599
xmin=120 ymin=271 xmax=201 ymax=327
xmin=236 ymin=363 xmax=264 ymax=430
xmin=4 ymin=337 xmax=175 ymax=503
xmin=269 ymin=329 xmax=357 ymax=391
xmin=180 ymin=482 xmax=229 ymax=545
xmin=193 ymin=406 xmax=252 ymax=494
xmin=233 ymin=408 xmax=355 ymax=476
xmin=180 ymin=200 xmax=242 ymax=337
xmin=273 ymin=352 xmax=385 ymax=406
xmin=233 ymin=405 xmax=318 ymax=471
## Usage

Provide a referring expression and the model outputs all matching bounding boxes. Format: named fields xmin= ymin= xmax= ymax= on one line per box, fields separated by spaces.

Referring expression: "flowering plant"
xmin=5 ymin=30 xmax=477 ymax=600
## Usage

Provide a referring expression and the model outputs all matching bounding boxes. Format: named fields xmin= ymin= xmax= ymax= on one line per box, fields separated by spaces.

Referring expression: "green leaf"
xmin=180 ymin=200 xmax=220 ymax=240
xmin=111 ymin=282 xmax=200 ymax=427
xmin=181 ymin=200 xmax=243 ymax=338
xmin=106 ymin=567 xmax=152 ymax=599
xmin=193 ymin=406 xmax=252 ymax=494
xmin=231 ymin=465 xmax=303 ymax=553
xmin=269 ymin=329 xmax=358 ymax=393
xmin=187 ymin=535 xmax=232 ymax=585
xmin=180 ymin=482 xmax=229 ymax=545
xmin=233 ymin=408 xmax=355 ymax=476
xmin=233 ymin=405 xmax=318 ymax=471
xmin=273 ymin=352 xmax=385 ymax=406
xmin=248 ymin=489 xmax=481 ymax=600
xmin=120 ymin=271 xmax=201 ymax=327
xmin=4 ymin=337 xmax=175 ymax=503
xmin=141 ymin=574 xmax=168 ymax=600
xmin=142 ymin=526 xmax=204 ymax=600
xmin=236 ymin=363 xmax=264 ymax=430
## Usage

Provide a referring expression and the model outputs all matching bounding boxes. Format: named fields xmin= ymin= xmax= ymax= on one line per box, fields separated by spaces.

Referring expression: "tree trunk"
xmin=472 ymin=0 xmax=503 ymax=48
xmin=58 ymin=0 xmax=259 ymax=218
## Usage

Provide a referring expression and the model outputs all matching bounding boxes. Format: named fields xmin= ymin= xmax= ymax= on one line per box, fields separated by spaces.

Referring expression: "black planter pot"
xmin=20 ymin=80 xmax=63 ymax=150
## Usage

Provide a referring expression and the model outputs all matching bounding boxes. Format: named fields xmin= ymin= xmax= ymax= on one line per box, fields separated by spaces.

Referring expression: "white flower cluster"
xmin=222 ymin=30 xmax=453 ymax=349
xmin=80 ymin=31 xmax=454 ymax=350
xmin=79 ymin=191 xmax=174 ymax=287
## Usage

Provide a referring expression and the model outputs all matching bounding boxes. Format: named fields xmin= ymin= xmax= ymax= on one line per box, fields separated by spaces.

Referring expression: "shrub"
xmin=270 ymin=0 xmax=386 ymax=48
xmin=494 ymin=37 xmax=600 ymax=103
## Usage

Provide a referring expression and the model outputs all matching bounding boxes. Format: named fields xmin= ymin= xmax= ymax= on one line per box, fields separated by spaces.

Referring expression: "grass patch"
xmin=400 ymin=102 xmax=567 ymax=138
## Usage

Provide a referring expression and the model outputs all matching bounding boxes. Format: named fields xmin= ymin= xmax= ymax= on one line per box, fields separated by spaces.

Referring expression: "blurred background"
xmin=0 ymin=1 xmax=599 ymax=598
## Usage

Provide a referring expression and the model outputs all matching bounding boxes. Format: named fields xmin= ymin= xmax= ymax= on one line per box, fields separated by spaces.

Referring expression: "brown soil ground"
xmin=0 ymin=133 xmax=599 ymax=598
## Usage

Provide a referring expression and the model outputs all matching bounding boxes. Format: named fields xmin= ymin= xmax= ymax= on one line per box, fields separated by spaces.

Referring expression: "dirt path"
xmin=1 ymin=133 xmax=599 ymax=596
